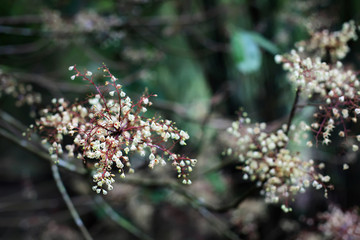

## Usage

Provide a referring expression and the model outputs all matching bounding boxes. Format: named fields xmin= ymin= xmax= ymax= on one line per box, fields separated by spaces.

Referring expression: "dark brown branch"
xmin=285 ymin=88 xmax=301 ymax=135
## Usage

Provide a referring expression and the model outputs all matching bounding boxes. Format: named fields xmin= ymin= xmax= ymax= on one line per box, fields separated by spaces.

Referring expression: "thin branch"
xmin=0 ymin=110 xmax=86 ymax=175
xmin=0 ymin=109 xmax=28 ymax=131
xmin=0 ymin=41 xmax=48 ymax=55
xmin=93 ymin=196 xmax=154 ymax=240
xmin=206 ymin=185 xmax=258 ymax=213
xmin=0 ymin=196 xmax=91 ymax=212
xmin=0 ymin=128 xmax=85 ymax=174
xmin=194 ymin=158 xmax=237 ymax=179
xmin=285 ymin=88 xmax=301 ymax=135
xmin=0 ymin=15 xmax=42 ymax=25
xmin=51 ymin=164 xmax=93 ymax=240
xmin=0 ymin=25 xmax=38 ymax=36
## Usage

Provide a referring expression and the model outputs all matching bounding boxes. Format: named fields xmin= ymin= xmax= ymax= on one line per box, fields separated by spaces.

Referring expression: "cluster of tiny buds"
xmin=0 ymin=71 xmax=41 ymax=107
xmin=274 ymin=48 xmax=359 ymax=102
xmin=226 ymin=112 xmax=330 ymax=212
xmin=34 ymin=64 xmax=196 ymax=194
xmin=295 ymin=20 xmax=358 ymax=61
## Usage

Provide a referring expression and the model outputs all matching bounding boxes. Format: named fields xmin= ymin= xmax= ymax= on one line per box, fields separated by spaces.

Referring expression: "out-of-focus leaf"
xmin=248 ymin=32 xmax=279 ymax=54
xmin=150 ymin=35 xmax=211 ymax=143
xmin=147 ymin=188 xmax=169 ymax=203
xmin=230 ymin=31 xmax=262 ymax=74
xmin=93 ymin=1 xmax=115 ymax=12
xmin=206 ymin=172 xmax=227 ymax=194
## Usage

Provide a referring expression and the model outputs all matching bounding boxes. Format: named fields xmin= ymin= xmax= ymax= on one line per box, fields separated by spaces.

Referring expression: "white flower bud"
xmin=274 ymin=55 xmax=283 ymax=63
xmin=352 ymin=144 xmax=359 ymax=152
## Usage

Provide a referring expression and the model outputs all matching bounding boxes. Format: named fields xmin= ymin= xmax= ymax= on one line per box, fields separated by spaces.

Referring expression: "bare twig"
xmin=93 ymin=196 xmax=154 ymax=240
xmin=0 ymin=127 xmax=86 ymax=174
xmin=0 ymin=41 xmax=48 ymax=55
xmin=51 ymin=164 xmax=93 ymax=240
xmin=0 ymin=110 xmax=86 ymax=174
xmin=0 ymin=25 xmax=38 ymax=36
xmin=285 ymin=88 xmax=301 ymax=135
xmin=0 ymin=15 xmax=42 ymax=25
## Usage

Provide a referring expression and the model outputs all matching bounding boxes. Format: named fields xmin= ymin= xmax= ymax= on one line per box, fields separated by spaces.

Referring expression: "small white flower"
xmin=342 ymin=109 xmax=349 ymax=118
xmin=352 ymin=144 xmax=359 ymax=152
xmin=321 ymin=175 xmax=331 ymax=182
xmin=68 ymin=66 xmax=74 ymax=71
xmin=128 ymin=114 xmax=135 ymax=121
xmin=274 ymin=55 xmax=283 ymax=64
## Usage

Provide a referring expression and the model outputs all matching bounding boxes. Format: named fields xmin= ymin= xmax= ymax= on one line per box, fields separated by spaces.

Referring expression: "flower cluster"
xmin=226 ymin=21 xmax=360 ymax=212
xmin=275 ymin=22 xmax=360 ymax=149
xmin=296 ymin=20 xmax=357 ymax=61
xmin=226 ymin=113 xmax=330 ymax=212
xmin=318 ymin=205 xmax=360 ymax=239
xmin=35 ymin=64 xmax=196 ymax=194
xmin=0 ymin=71 xmax=41 ymax=107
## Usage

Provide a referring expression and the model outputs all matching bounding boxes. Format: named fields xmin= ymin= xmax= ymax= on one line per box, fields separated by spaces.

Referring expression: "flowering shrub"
xmin=275 ymin=28 xmax=360 ymax=148
xmin=34 ymin=64 xmax=196 ymax=194
xmin=226 ymin=21 xmax=360 ymax=212
xmin=4 ymin=2 xmax=360 ymax=239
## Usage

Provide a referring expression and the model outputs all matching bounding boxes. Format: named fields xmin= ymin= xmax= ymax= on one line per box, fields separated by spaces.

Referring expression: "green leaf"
xmin=247 ymin=32 xmax=279 ymax=54
xmin=231 ymin=31 xmax=262 ymax=74
xmin=206 ymin=172 xmax=226 ymax=194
